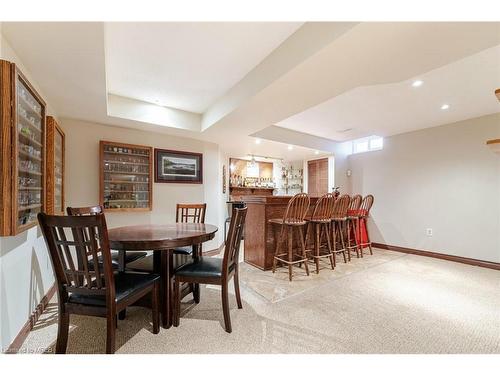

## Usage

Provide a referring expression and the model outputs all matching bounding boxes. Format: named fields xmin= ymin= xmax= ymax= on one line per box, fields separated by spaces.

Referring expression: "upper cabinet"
xmin=99 ymin=140 xmax=153 ymax=212
xmin=0 ymin=60 xmax=47 ymax=235
xmin=46 ymin=116 xmax=65 ymax=215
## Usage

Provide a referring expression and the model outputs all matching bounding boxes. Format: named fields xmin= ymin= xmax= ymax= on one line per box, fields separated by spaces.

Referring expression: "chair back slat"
xmin=283 ymin=193 xmax=310 ymax=224
xmin=360 ymin=195 xmax=374 ymax=216
xmin=311 ymin=193 xmax=336 ymax=221
xmin=176 ymin=203 xmax=207 ymax=223
xmin=348 ymin=194 xmax=362 ymax=211
xmin=38 ymin=213 xmax=115 ymax=298
xmin=223 ymin=207 xmax=247 ymax=274
xmin=332 ymin=194 xmax=350 ymax=219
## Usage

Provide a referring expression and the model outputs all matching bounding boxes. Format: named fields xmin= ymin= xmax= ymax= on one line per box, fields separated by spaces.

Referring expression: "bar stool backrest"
xmin=359 ymin=195 xmax=374 ymax=216
xmin=332 ymin=194 xmax=350 ymax=220
xmin=311 ymin=193 xmax=336 ymax=221
xmin=283 ymin=193 xmax=310 ymax=224
xmin=348 ymin=195 xmax=362 ymax=211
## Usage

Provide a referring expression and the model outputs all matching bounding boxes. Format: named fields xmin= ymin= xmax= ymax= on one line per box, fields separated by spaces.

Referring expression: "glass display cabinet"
xmin=46 ymin=116 xmax=65 ymax=215
xmin=99 ymin=141 xmax=153 ymax=211
xmin=0 ymin=60 xmax=46 ymax=236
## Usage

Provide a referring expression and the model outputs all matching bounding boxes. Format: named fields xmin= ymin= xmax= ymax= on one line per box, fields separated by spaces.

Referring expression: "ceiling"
xmin=105 ymin=22 xmax=303 ymax=113
xmin=2 ymin=22 xmax=499 ymax=160
xmin=276 ymin=45 xmax=500 ymax=141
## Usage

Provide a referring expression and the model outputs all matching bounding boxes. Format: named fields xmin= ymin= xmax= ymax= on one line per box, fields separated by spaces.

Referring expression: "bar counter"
xmin=240 ymin=195 xmax=319 ymax=270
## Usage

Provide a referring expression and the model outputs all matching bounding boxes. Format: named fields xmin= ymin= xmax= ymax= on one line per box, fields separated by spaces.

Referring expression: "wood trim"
xmin=486 ymin=139 xmax=500 ymax=145
xmin=99 ymin=140 xmax=153 ymax=212
xmin=495 ymin=88 xmax=500 ymax=102
xmin=372 ymin=242 xmax=500 ymax=271
xmin=5 ymin=283 xmax=57 ymax=354
xmin=46 ymin=117 xmax=65 ymax=215
xmin=0 ymin=59 xmax=13 ymax=236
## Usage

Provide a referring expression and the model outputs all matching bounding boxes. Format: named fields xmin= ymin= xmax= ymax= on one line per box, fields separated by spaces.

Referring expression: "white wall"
xmin=347 ymin=113 xmax=500 ymax=263
xmin=0 ymin=32 xmax=60 ymax=350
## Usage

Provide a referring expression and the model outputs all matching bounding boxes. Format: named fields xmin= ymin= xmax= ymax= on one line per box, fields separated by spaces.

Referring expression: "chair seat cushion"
xmin=175 ymin=257 xmax=223 ymax=279
xmin=173 ymin=246 xmax=193 ymax=255
xmin=68 ymin=272 xmax=159 ymax=306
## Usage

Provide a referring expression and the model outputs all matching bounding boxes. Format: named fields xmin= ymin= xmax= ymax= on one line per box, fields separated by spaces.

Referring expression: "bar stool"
xmin=306 ymin=193 xmax=336 ymax=273
xmin=269 ymin=193 xmax=310 ymax=281
xmin=346 ymin=194 xmax=362 ymax=258
xmin=331 ymin=194 xmax=351 ymax=263
xmin=357 ymin=195 xmax=374 ymax=255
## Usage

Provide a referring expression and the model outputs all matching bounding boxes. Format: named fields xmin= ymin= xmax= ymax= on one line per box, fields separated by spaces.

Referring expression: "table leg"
xmin=192 ymin=243 xmax=201 ymax=303
xmin=158 ymin=250 xmax=174 ymax=328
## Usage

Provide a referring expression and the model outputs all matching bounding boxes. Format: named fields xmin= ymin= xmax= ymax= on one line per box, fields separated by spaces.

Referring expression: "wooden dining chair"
xmin=306 ymin=193 xmax=336 ymax=273
xmin=38 ymin=212 xmax=160 ymax=354
xmin=269 ymin=193 xmax=310 ymax=281
xmin=357 ymin=195 xmax=374 ymax=255
xmin=331 ymin=194 xmax=351 ymax=263
xmin=67 ymin=205 xmax=148 ymax=271
xmin=173 ymin=207 xmax=247 ymax=333
xmin=346 ymin=194 xmax=362 ymax=258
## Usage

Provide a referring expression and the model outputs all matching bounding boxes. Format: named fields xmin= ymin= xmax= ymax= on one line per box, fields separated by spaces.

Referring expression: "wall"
xmin=62 ymin=118 xmax=226 ymax=250
xmin=347 ymin=113 xmax=500 ymax=263
xmin=0 ymin=32 xmax=60 ymax=350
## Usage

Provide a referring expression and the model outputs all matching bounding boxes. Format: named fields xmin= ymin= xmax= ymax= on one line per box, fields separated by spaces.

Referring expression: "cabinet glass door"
xmin=16 ymin=77 xmax=44 ymax=229
xmin=54 ymin=128 xmax=64 ymax=213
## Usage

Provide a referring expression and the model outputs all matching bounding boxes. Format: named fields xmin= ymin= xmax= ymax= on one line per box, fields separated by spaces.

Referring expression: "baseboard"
xmin=5 ymin=283 xmax=57 ymax=354
xmin=373 ymin=242 xmax=500 ymax=271
xmin=203 ymin=242 xmax=225 ymax=257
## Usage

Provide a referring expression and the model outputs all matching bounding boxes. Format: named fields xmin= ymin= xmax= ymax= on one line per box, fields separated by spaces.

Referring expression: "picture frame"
xmin=154 ymin=148 xmax=203 ymax=184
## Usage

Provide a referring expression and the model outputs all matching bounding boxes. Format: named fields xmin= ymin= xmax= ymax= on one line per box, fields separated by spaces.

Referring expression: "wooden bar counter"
xmin=240 ymin=195 xmax=319 ymax=270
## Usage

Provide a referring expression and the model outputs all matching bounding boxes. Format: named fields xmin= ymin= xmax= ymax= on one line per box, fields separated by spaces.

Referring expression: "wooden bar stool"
xmin=357 ymin=195 xmax=374 ymax=255
xmin=331 ymin=194 xmax=351 ymax=263
xmin=346 ymin=194 xmax=362 ymax=258
xmin=269 ymin=193 xmax=310 ymax=281
xmin=306 ymin=193 xmax=335 ymax=273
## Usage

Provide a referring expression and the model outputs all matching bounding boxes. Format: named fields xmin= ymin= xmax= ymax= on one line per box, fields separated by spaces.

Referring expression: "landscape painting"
xmin=155 ymin=149 xmax=203 ymax=183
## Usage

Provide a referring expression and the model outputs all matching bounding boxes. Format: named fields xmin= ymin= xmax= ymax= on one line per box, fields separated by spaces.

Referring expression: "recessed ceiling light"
xmin=287 ymin=145 xmax=293 ymax=151
xmin=314 ymin=150 xmax=319 ymax=155
xmin=255 ymin=138 xmax=261 ymax=145
xmin=441 ymin=104 xmax=450 ymax=110
xmin=412 ymin=80 xmax=423 ymax=87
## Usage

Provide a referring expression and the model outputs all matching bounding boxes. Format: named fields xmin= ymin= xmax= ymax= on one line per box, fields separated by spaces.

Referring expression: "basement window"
xmin=352 ymin=136 xmax=384 ymax=154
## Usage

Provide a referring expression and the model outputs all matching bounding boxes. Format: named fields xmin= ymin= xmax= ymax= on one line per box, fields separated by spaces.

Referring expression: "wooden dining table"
xmin=108 ymin=223 xmax=218 ymax=328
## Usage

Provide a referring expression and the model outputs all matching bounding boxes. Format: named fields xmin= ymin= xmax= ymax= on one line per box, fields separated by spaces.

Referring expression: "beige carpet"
xmin=19 ymin=248 xmax=500 ymax=354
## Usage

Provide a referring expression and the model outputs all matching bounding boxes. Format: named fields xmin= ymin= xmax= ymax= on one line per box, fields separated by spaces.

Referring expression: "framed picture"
xmin=154 ymin=148 xmax=203 ymax=184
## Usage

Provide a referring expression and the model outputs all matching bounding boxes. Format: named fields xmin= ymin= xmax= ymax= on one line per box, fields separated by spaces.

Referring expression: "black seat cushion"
xmin=173 ymin=246 xmax=193 ymax=255
xmin=175 ymin=257 xmax=223 ymax=279
xmin=88 ymin=251 xmax=148 ymax=271
xmin=68 ymin=272 xmax=159 ymax=306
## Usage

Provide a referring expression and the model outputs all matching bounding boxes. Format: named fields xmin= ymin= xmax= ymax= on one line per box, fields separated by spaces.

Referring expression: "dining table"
xmin=108 ymin=223 xmax=218 ymax=328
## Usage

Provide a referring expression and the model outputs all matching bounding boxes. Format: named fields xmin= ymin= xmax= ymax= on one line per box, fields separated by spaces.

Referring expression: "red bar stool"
xmin=331 ymin=194 xmax=351 ymax=263
xmin=305 ymin=193 xmax=336 ymax=273
xmin=357 ymin=195 xmax=374 ymax=255
xmin=269 ymin=193 xmax=310 ymax=281
xmin=346 ymin=194 xmax=362 ymax=258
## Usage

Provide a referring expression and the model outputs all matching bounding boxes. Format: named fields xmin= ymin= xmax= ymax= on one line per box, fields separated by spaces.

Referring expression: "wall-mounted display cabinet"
xmin=1 ymin=60 xmax=47 ymax=236
xmin=46 ymin=116 xmax=65 ymax=215
xmin=100 ymin=140 xmax=153 ymax=211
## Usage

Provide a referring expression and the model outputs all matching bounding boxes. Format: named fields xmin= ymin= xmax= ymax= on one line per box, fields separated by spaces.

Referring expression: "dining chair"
xmin=346 ymin=194 xmax=362 ymax=258
xmin=269 ymin=193 xmax=310 ymax=281
xmin=67 ymin=205 xmax=147 ymax=270
xmin=331 ymin=194 xmax=351 ymax=263
xmin=173 ymin=206 xmax=247 ymax=333
xmin=305 ymin=193 xmax=336 ymax=273
xmin=38 ymin=212 xmax=160 ymax=354
xmin=358 ymin=195 xmax=375 ymax=255
xmin=127 ymin=203 xmax=207 ymax=303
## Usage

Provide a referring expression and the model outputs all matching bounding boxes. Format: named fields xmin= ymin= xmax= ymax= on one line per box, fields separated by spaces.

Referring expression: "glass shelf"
xmin=100 ymin=141 xmax=153 ymax=211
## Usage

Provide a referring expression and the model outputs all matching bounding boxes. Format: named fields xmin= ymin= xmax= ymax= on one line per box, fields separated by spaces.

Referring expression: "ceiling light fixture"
xmin=255 ymin=138 xmax=261 ymax=145
xmin=412 ymin=80 xmax=423 ymax=87
xmin=441 ymin=104 xmax=450 ymax=110
xmin=314 ymin=150 xmax=319 ymax=155
xmin=287 ymin=145 xmax=293 ymax=151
